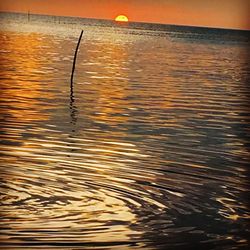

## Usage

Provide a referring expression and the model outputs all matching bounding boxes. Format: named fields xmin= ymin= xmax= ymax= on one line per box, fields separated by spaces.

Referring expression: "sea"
xmin=0 ymin=12 xmax=249 ymax=250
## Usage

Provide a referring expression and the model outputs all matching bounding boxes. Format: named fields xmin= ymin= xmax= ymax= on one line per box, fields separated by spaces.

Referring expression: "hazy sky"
xmin=0 ymin=0 xmax=249 ymax=30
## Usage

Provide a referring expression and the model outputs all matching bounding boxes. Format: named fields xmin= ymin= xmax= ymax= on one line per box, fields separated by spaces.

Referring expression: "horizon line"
xmin=1 ymin=10 xmax=250 ymax=32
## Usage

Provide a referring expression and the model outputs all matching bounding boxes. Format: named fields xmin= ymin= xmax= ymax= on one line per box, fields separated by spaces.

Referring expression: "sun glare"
xmin=115 ymin=15 xmax=129 ymax=22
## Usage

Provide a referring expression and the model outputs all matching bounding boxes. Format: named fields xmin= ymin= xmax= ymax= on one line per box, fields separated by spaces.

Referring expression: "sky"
xmin=0 ymin=0 xmax=249 ymax=30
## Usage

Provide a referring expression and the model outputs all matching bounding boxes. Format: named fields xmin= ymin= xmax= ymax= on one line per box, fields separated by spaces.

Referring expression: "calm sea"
xmin=0 ymin=12 xmax=249 ymax=249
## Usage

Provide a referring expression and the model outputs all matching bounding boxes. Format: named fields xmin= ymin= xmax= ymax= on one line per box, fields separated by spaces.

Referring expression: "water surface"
xmin=0 ymin=13 xmax=250 ymax=249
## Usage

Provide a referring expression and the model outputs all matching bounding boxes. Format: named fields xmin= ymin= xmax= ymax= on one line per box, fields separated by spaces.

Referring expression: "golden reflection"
xmin=0 ymin=32 xmax=54 ymax=123
xmin=216 ymin=196 xmax=250 ymax=220
xmin=1 ymin=25 xmax=249 ymax=247
xmin=1 ymin=107 xmax=144 ymax=243
xmin=76 ymin=39 xmax=130 ymax=128
xmin=0 ymin=157 xmax=141 ymax=242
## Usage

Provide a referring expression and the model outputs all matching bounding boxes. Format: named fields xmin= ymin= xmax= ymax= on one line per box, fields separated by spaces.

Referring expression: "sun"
xmin=115 ymin=15 xmax=129 ymax=22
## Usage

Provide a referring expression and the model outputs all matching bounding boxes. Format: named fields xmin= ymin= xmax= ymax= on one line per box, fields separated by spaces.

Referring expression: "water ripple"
xmin=0 ymin=21 xmax=249 ymax=249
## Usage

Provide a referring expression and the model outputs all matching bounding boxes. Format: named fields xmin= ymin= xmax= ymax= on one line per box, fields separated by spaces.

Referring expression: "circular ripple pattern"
xmin=0 ymin=17 xmax=249 ymax=250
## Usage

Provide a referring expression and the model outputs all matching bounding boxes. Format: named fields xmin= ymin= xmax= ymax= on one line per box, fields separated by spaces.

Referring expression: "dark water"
xmin=0 ymin=13 xmax=250 ymax=249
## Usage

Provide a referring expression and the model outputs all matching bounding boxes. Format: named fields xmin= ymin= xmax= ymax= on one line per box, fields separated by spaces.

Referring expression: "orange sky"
xmin=0 ymin=0 xmax=249 ymax=30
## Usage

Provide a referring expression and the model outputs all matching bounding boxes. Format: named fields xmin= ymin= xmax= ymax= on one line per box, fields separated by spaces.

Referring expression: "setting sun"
xmin=115 ymin=15 xmax=129 ymax=22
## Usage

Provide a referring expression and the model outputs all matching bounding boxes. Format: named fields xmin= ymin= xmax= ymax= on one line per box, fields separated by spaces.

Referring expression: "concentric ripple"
xmin=0 ymin=16 xmax=249 ymax=250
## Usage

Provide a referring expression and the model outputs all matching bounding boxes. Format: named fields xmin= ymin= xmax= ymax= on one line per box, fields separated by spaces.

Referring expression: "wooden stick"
xmin=70 ymin=30 xmax=83 ymax=85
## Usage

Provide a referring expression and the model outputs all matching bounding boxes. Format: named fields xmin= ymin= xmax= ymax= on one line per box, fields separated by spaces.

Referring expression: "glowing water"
xmin=0 ymin=13 xmax=249 ymax=249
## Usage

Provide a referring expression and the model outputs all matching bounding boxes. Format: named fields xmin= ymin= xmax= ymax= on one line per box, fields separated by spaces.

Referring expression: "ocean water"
xmin=0 ymin=12 xmax=250 ymax=249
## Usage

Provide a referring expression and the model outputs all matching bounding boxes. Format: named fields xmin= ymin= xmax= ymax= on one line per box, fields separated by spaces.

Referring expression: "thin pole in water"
xmin=70 ymin=30 xmax=84 ymax=86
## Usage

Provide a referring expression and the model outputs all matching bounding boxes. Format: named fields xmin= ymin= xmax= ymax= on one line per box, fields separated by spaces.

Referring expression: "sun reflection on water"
xmin=0 ymin=23 xmax=249 ymax=249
